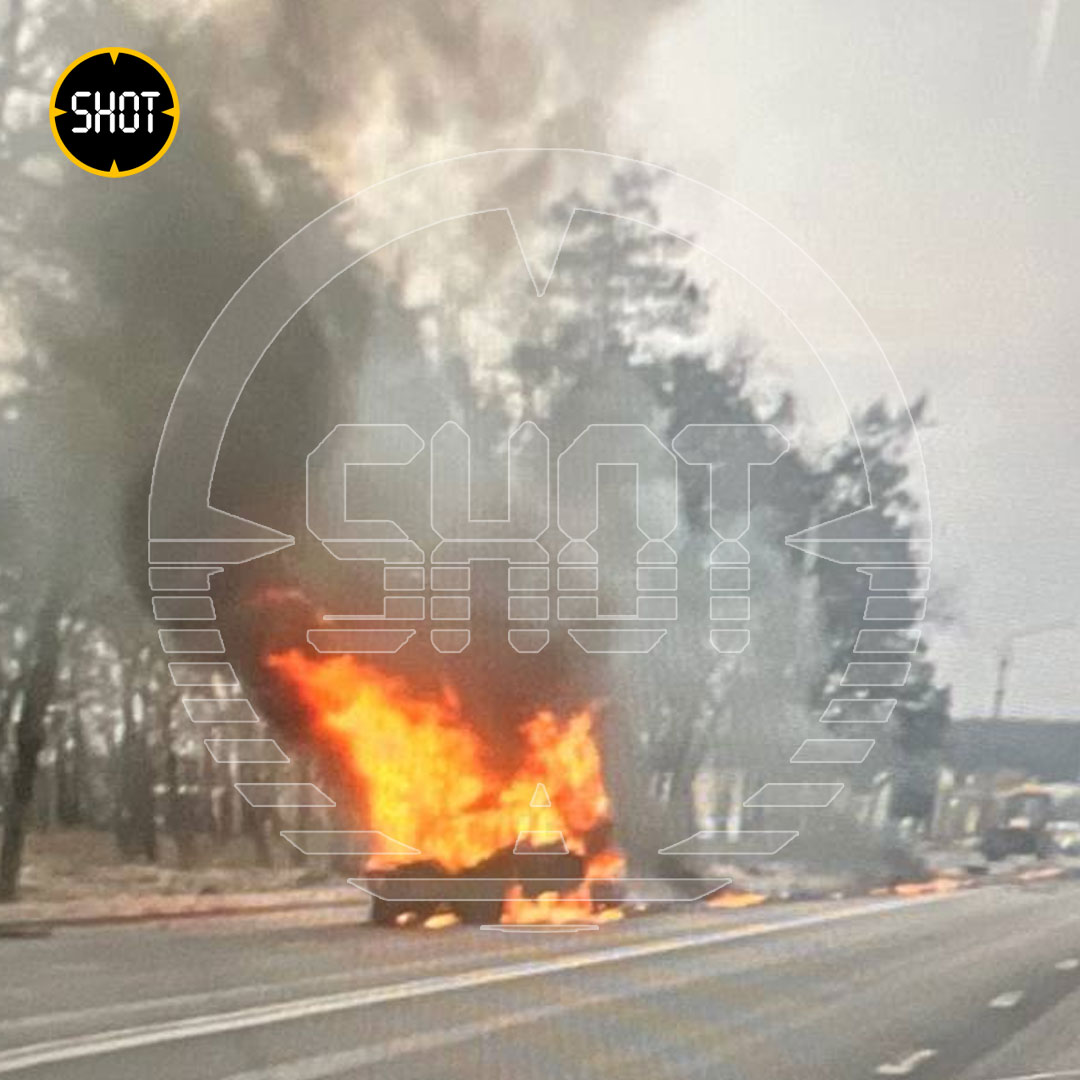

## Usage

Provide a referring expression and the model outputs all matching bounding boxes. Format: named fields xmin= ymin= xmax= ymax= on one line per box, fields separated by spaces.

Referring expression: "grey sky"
xmin=7 ymin=0 xmax=1074 ymax=719
xmin=605 ymin=0 xmax=1078 ymax=718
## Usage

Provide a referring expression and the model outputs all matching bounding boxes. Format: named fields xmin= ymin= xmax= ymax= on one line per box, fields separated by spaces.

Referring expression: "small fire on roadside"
xmin=268 ymin=650 xmax=624 ymax=924
xmin=706 ymin=889 xmax=768 ymax=910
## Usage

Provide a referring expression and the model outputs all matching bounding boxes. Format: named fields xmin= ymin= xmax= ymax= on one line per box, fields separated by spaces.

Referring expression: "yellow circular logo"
xmin=49 ymin=48 xmax=178 ymax=178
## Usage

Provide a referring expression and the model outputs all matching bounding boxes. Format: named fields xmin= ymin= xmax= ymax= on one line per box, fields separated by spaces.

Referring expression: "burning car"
xmin=268 ymin=650 xmax=627 ymax=926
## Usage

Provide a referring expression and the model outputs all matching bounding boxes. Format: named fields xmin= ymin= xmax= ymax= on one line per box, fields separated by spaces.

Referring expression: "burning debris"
xmin=705 ymin=890 xmax=769 ymax=910
xmin=268 ymin=650 xmax=625 ymax=925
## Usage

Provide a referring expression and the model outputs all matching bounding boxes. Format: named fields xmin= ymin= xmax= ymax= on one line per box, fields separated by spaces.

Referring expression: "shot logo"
xmin=49 ymin=48 xmax=178 ymax=177
xmin=303 ymin=420 xmax=787 ymax=656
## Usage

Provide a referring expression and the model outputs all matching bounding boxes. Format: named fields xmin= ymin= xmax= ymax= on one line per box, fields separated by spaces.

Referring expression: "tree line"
xmin=0 ymin=1 xmax=949 ymax=900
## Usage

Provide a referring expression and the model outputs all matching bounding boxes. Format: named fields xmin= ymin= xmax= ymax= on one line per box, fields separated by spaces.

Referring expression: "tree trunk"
xmin=289 ymin=756 xmax=312 ymax=867
xmin=114 ymin=673 xmax=138 ymax=859
xmin=242 ymin=798 xmax=272 ymax=868
xmin=0 ymin=675 xmax=23 ymax=757
xmin=199 ymin=751 xmax=219 ymax=839
xmin=131 ymin=731 xmax=158 ymax=863
xmin=162 ymin=711 xmax=196 ymax=870
xmin=0 ymin=587 xmax=63 ymax=902
xmin=114 ymin=659 xmax=159 ymax=864
xmin=56 ymin=707 xmax=86 ymax=827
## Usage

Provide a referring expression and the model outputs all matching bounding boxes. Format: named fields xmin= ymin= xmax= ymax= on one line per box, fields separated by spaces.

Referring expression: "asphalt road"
xmin=2 ymin=879 xmax=1080 ymax=1080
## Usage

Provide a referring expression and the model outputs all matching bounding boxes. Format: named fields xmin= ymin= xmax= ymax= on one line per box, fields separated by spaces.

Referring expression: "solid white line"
xmin=989 ymin=990 xmax=1024 ymax=1009
xmin=218 ymin=994 xmax=610 ymax=1080
xmin=982 ymin=1073 xmax=1080 ymax=1080
xmin=0 ymin=891 xmax=975 ymax=1075
xmin=875 ymin=1048 xmax=938 ymax=1075
xmin=1054 ymin=958 xmax=1079 ymax=971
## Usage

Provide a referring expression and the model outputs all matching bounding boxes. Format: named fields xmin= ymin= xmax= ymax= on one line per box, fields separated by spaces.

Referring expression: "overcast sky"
xmin=603 ymin=0 xmax=1079 ymax=718
xmin=12 ymin=0 xmax=1073 ymax=719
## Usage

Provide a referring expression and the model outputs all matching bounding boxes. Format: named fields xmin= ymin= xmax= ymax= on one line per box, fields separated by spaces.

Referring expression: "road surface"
xmin=1 ymin=878 xmax=1079 ymax=1079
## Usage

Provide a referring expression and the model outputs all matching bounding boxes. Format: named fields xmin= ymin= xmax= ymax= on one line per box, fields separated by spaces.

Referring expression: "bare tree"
xmin=0 ymin=580 xmax=63 ymax=900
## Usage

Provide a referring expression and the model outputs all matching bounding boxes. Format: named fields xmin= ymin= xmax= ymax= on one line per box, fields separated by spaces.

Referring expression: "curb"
xmin=0 ymin=861 xmax=1069 ymax=937
xmin=0 ymin=894 xmax=369 ymax=934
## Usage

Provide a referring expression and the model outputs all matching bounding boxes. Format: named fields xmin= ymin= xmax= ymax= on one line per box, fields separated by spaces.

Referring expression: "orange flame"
xmin=502 ymin=883 xmax=593 ymax=924
xmin=706 ymin=890 xmax=768 ymax=909
xmin=268 ymin=651 xmax=621 ymax=922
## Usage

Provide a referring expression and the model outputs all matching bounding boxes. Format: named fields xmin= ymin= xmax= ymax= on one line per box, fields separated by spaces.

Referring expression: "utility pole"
xmin=992 ymin=618 xmax=1076 ymax=720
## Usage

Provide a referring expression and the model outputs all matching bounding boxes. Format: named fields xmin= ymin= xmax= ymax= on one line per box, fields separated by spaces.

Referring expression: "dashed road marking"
xmin=875 ymin=1048 xmax=938 ymax=1075
xmin=1054 ymin=958 xmax=1079 ymax=971
xmin=988 ymin=990 xmax=1024 ymax=1009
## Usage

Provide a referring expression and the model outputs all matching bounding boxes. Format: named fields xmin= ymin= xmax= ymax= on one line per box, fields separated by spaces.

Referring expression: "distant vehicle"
xmin=980 ymin=784 xmax=1055 ymax=861
xmin=1046 ymin=819 xmax=1080 ymax=855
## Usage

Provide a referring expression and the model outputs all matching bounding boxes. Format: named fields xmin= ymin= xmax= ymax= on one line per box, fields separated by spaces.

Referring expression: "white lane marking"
xmin=0 ymin=945 xmax=536 ymax=1037
xmin=216 ymin=996 xmax=594 ymax=1080
xmin=984 ymin=1072 xmax=1080 ymax=1080
xmin=875 ymin=1048 xmax=938 ymax=1075
xmin=1054 ymin=958 xmax=1080 ymax=971
xmin=0 ymin=891 xmax=977 ymax=1075
xmin=989 ymin=990 xmax=1024 ymax=1009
